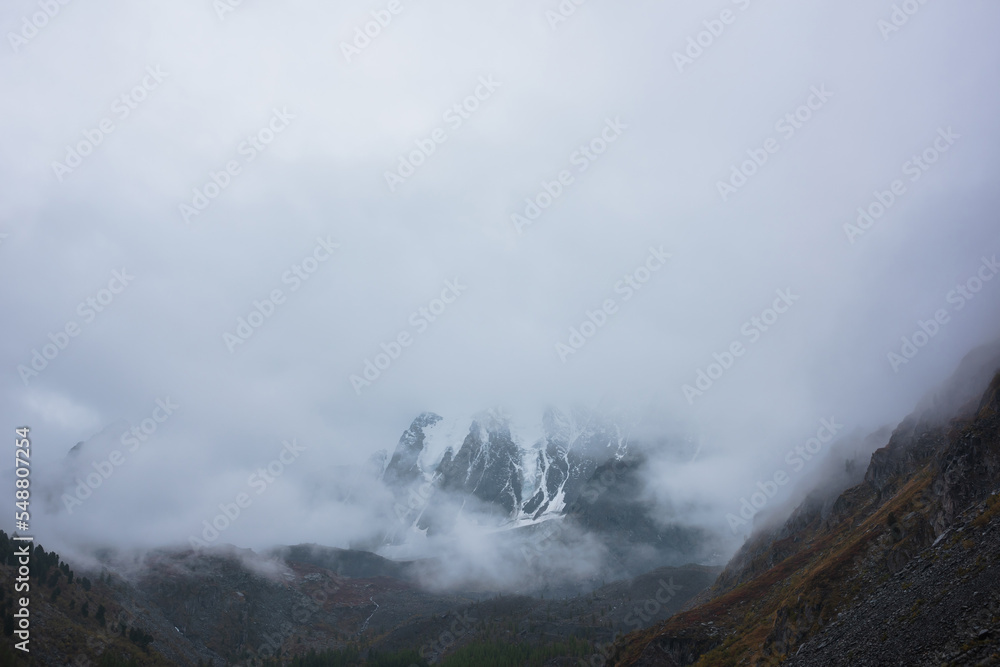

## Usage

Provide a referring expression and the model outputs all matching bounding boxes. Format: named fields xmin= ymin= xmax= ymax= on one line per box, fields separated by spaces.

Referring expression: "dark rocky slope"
xmin=610 ymin=345 xmax=1000 ymax=666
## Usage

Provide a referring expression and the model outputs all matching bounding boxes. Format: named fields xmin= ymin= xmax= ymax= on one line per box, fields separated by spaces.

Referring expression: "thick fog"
xmin=2 ymin=1 xmax=1000 ymax=574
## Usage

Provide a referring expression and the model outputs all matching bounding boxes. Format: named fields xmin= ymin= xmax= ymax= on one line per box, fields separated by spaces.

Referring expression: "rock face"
xmin=377 ymin=407 xmax=717 ymax=576
xmin=434 ymin=411 xmax=524 ymax=520
xmin=381 ymin=407 xmax=634 ymax=537
xmin=522 ymin=407 xmax=631 ymax=519
xmin=382 ymin=412 xmax=441 ymax=491
xmin=611 ymin=341 xmax=1000 ymax=667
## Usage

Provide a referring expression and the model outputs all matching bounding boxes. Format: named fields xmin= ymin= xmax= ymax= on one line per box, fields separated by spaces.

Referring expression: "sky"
xmin=2 ymin=0 xmax=1000 ymax=561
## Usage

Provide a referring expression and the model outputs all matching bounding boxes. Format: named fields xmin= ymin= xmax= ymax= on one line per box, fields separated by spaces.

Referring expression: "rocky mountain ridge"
xmin=378 ymin=407 xmax=639 ymax=541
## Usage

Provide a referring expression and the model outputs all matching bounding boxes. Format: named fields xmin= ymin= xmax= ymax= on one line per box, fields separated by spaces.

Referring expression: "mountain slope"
xmin=610 ymin=348 xmax=1000 ymax=666
xmin=0 ymin=537 xmax=720 ymax=666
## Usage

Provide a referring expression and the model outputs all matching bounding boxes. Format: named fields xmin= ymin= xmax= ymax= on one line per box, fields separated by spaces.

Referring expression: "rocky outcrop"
xmin=435 ymin=411 xmax=524 ymax=519
xmin=382 ymin=412 xmax=441 ymax=490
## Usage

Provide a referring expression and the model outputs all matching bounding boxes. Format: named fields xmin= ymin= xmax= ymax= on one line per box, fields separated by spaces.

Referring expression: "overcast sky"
xmin=2 ymin=0 xmax=1000 ymax=557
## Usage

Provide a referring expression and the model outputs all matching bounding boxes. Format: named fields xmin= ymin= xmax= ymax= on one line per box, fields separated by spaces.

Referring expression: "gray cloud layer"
xmin=2 ymin=0 xmax=1000 ymax=559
